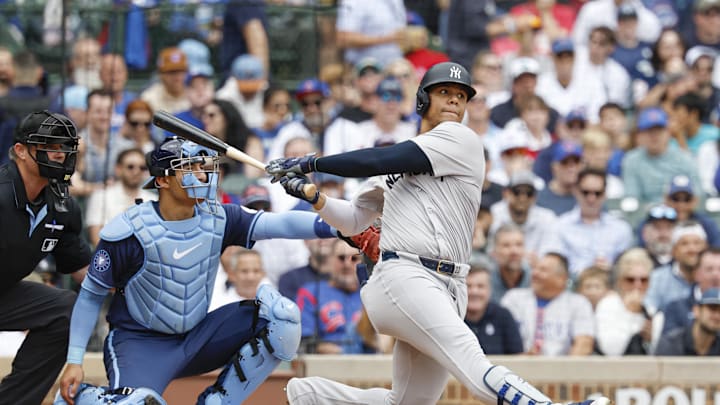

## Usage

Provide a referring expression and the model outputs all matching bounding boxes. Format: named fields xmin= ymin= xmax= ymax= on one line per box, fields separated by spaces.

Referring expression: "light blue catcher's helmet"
xmin=143 ymin=137 xmax=220 ymax=213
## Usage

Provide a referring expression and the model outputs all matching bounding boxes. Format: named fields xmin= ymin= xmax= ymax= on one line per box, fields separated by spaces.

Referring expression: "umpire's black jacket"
xmin=0 ymin=161 xmax=91 ymax=294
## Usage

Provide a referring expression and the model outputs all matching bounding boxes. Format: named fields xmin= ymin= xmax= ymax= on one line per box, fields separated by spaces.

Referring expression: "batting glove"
xmin=266 ymin=153 xmax=317 ymax=183
xmin=279 ymin=173 xmax=320 ymax=204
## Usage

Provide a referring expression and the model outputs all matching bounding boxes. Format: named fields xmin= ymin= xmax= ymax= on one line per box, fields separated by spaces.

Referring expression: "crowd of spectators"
xmin=1 ymin=0 xmax=719 ymax=358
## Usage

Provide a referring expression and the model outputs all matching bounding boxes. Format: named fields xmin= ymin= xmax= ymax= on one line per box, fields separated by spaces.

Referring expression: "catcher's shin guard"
xmin=197 ymin=285 xmax=301 ymax=404
xmin=54 ymin=384 xmax=166 ymax=405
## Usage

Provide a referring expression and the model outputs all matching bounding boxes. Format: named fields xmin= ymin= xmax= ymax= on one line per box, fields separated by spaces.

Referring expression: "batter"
xmin=267 ymin=62 xmax=610 ymax=405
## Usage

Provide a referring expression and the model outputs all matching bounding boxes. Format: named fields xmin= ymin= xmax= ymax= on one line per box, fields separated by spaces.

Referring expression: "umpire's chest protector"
xmin=105 ymin=202 xmax=226 ymax=334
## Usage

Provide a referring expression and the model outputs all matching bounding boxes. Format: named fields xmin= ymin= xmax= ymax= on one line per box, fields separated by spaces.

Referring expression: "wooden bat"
xmin=153 ymin=110 xmax=266 ymax=170
xmin=152 ymin=110 xmax=317 ymax=198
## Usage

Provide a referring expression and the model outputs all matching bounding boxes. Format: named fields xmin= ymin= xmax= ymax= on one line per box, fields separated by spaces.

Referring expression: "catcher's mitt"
xmin=338 ymin=225 xmax=380 ymax=263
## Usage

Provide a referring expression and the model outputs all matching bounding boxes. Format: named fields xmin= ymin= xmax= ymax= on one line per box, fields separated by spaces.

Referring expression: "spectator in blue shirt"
xmin=536 ymin=140 xmax=582 ymax=216
xmin=645 ymin=220 xmax=708 ymax=312
xmin=296 ymin=239 xmax=369 ymax=354
xmin=661 ymin=247 xmax=720 ymax=334
xmin=552 ymin=168 xmax=634 ymax=278
xmin=464 ymin=264 xmax=523 ymax=355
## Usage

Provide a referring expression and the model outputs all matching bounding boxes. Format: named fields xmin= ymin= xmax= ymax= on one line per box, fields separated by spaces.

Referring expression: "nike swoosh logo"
xmin=173 ymin=243 xmax=203 ymax=260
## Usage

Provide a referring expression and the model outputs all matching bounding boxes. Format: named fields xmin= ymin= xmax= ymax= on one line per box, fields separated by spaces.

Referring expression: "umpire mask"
xmin=15 ymin=111 xmax=79 ymax=209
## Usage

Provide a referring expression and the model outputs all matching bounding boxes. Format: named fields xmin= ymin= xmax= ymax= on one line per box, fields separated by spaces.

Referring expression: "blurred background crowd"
xmin=0 ymin=0 xmax=719 ymax=359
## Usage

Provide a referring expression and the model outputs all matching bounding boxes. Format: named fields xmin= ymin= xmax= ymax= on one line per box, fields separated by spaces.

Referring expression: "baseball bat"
xmin=152 ymin=110 xmax=317 ymax=197
xmin=153 ymin=110 xmax=266 ymax=171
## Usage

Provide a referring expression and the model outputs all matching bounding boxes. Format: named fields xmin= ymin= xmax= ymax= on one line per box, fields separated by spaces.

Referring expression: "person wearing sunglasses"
xmin=664 ymin=174 xmax=720 ymax=247
xmin=84 ymin=148 xmax=156 ymax=246
xmin=595 ymin=248 xmax=660 ymax=355
xmin=327 ymin=76 xmax=415 ymax=155
xmin=267 ymin=78 xmax=332 ymax=161
xmin=552 ymin=167 xmax=634 ymax=278
xmin=490 ymin=170 xmax=557 ymax=264
xmin=638 ymin=203 xmax=678 ymax=267
xmin=296 ymin=239 xmax=367 ymax=354
xmin=120 ymin=99 xmax=156 ymax=154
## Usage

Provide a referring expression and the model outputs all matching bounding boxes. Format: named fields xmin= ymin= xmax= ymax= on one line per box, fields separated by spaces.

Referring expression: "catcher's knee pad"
xmin=54 ymin=384 xmax=166 ymax=405
xmin=197 ymin=332 xmax=281 ymax=405
xmin=256 ymin=284 xmax=301 ymax=361
xmin=484 ymin=365 xmax=552 ymax=405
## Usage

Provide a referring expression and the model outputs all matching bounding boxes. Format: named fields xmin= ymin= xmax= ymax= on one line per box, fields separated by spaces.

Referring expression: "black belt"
xmin=381 ymin=250 xmax=459 ymax=276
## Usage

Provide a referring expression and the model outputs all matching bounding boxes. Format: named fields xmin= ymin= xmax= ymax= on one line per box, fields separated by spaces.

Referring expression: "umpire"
xmin=0 ymin=111 xmax=91 ymax=404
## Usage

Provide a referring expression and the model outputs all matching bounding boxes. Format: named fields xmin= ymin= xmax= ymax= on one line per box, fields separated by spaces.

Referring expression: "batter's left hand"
xmin=279 ymin=173 xmax=320 ymax=204
xmin=266 ymin=153 xmax=317 ymax=182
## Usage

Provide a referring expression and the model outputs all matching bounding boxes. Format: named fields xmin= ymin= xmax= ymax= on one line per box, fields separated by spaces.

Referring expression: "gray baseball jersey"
xmin=352 ymin=121 xmax=485 ymax=263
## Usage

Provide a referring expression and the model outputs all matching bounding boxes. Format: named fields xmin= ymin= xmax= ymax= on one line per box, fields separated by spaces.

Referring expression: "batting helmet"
xmin=416 ymin=62 xmax=476 ymax=116
xmin=14 ymin=110 xmax=79 ymax=183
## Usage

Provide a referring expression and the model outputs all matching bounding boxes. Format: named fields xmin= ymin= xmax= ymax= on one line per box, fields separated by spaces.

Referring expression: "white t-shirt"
xmin=501 ymin=289 xmax=595 ymax=355
xmin=85 ymin=184 xmax=157 ymax=227
xmin=324 ymin=118 xmax=415 ymax=155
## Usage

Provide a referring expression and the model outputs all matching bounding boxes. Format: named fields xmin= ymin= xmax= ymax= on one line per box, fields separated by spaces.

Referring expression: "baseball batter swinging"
xmin=266 ymin=62 xmax=611 ymax=405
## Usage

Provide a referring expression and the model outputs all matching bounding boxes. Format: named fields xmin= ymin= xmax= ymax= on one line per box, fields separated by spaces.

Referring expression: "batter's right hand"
xmin=265 ymin=153 xmax=317 ymax=182
xmin=59 ymin=363 xmax=85 ymax=404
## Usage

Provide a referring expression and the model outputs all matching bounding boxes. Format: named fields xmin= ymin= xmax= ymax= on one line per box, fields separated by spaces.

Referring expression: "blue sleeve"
xmin=315 ymin=141 xmax=432 ymax=178
xmin=67 ymin=277 xmax=110 ymax=364
xmin=250 ymin=210 xmax=337 ymax=241
xmin=222 ymin=203 xmax=263 ymax=249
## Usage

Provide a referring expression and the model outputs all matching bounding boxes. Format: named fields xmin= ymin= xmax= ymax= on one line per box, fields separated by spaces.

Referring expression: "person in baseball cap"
xmin=157 ymin=47 xmax=188 ymax=74
xmin=551 ymin=38 xmax=574 ymax=55
xmin=664 ymin=174 xmax=720 ymax=246
xmin=241 ymin=182 xmax=271 ymax=211
xmin=637 ymin=106 xmax=668 ymax=130
xmin=354 ymin=57 xmax=382 ymax=78
xmin=699 ymin=287 xmax=720 ymax=305
xmin=295 ymin=78 xmax=331 ymax=101
xmin=141 ymin=47 xmax=189 ymax=113
xmin=655 ymin=286 xmax=720 ymax=355
xmin=509 ymin=57 xmax=540 ymax=82
xmin=230 ymin=54 xmax=266 ymax=94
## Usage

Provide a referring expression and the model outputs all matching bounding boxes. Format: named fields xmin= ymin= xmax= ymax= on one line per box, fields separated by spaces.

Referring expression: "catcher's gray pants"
xmin=286 ymin=256 xmax=501 ymax=405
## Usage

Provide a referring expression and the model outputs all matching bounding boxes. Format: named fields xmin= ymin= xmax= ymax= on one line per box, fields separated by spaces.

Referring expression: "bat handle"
xmin=303 ymin=184 xmax=317 ymax=198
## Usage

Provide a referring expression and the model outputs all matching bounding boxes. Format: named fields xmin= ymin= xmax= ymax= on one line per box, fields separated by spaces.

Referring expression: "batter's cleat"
xmin=561 ymin=397 xmax=612 ymax=405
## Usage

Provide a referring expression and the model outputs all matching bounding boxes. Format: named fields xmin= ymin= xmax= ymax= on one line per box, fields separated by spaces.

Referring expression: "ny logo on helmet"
xmin=449 ymin=66 xmax=462 ymax=79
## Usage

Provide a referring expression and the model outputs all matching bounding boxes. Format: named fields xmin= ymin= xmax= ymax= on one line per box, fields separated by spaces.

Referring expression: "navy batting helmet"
xmin=416 ymin=62 xmax=475 ymax=116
